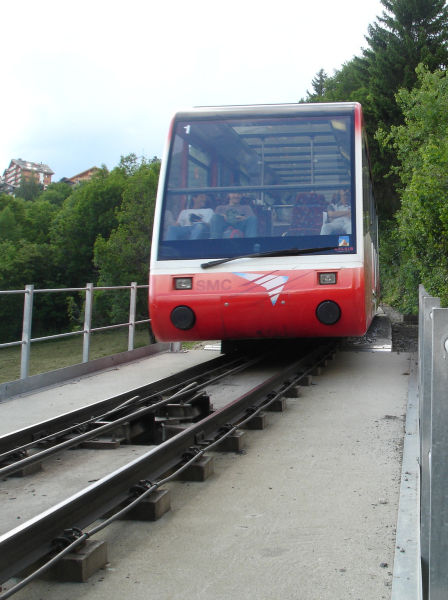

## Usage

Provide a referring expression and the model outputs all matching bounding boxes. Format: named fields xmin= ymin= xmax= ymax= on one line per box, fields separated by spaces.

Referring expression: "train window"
xmin=157 ymin=110 xmax=357 ymax=259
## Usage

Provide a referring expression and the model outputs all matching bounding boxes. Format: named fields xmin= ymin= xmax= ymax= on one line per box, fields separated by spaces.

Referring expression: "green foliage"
xmin=0 ymin=154 xmax=160 ymax=344
xmin=0 ymin=195 xmax=26 ymax=240
xmin=94 ymin=158 xmax=160 ymax=324
xmin=0 ymin=240 xmax=59 ymax=340
xmin=14 ymin=177 xmax=44 ymax=201
xmin=0 ymin=205 xmax=22 ymax=241
xmin=382 ymin=67 xmax=448 ymax=309
xmin=379 ymin=221 xmax=420 ymax=313
xmin=306 ymin=69 xmax=328 ymax=101
xmin=49 ymin=166 xmax=126 ymax=285
xmin=38 ymin=182 xmax=72 ymax=206
xmin=306 ymin=0 xmax=448 ymax=220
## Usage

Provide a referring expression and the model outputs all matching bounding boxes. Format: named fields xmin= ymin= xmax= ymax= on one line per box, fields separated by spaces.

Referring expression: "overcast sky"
xmin=2 ymin=0 xmax=384 ymax=182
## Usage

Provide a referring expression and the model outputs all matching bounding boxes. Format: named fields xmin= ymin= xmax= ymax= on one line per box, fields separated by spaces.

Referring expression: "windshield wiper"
xmin=200 ymin=246 xmax=336 ymax=269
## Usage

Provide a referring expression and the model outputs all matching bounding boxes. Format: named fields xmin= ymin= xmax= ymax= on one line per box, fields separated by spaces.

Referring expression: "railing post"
xmin=82 ymin=283 xmax=93 ymax=363
xmin=428 ymin=308 xmax=448 ymax=599
xmin=128 ymin=282 xmax=137 ymax=351
xmin=20 ymin=285 xmax=34 ymax=379
xmin=418 ymin=287 xmax=440 ymax=597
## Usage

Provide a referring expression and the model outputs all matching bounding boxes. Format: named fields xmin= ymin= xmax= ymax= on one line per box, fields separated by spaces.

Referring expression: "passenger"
xmin=210 ymin=193 xmax=257 ymax=238
xmin=320 ymin=190 xmax=352 ymax=235
xmin=165 ymin=194 xmax=214 ymax=240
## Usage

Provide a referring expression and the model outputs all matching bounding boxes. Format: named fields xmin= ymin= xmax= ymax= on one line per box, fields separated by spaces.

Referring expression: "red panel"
xmin=149 ymin=267 xmax=369 ymax=342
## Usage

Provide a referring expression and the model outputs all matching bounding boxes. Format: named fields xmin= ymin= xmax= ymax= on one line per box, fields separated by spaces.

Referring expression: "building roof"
xmin=64 ymin=166 xmax=100 ymax=185
xmin=68 ymin=166 xmax=99 ymax=180
xmin=8 ymin=158 xmax=54 ymax=175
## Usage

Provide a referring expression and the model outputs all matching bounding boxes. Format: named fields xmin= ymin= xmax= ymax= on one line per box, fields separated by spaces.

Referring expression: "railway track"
xmin=0 ymin=353 xmax=263 ymax=479
xmin=0 ymin=341 xmax=337 ymax=599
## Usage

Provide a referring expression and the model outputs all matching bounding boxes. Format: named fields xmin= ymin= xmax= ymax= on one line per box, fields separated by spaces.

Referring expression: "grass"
xmin=0 ymin=325 xmax=152 ymax=384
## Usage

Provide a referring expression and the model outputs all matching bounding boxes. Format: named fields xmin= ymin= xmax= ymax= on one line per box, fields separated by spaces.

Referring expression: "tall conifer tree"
xmin=306 ymin=0 xmax=448 ymax=217
xmin=364 ymin=0 xmax=448 ymax=128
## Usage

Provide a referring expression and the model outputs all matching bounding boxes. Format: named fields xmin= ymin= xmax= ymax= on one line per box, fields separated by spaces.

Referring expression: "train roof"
xmin=172 ymin=102 xmax=361 ymax=120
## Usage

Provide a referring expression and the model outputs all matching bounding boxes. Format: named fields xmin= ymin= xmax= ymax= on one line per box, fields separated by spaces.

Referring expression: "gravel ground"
xmin=381 ymin=305 xmax=418 ymax=353
xmin=391 ymin=321 xmax=418 ymax=353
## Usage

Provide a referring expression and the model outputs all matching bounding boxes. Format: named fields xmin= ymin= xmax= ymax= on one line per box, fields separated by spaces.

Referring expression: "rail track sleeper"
xmin=284 ymin=385 xmax=302 ymax=399
xmin=243 ymin=411 xmax=267 ymax=430
xmin=299 ymin=374 xmax=313 ymax=386
xmin=121 ymin=489 xmax=171 ymax=521
xmin=8 ymin=460 xmax=43 ymax=477
xmin=214 ymin=430 xmax=246 ymax=452
xmin=175 ymin=456 xmax=214 ymax=482
xmin=80 ymin=436 xmax=126 ymax=449
xmin=266 ymin=397 xmax=287 ymax=412
xmin=46 ymin=539 xmax=107 ymax=583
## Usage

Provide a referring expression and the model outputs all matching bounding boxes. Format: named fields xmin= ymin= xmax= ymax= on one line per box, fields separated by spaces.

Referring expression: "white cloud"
xmin=1 ymin=0 xmax=383 ymax=180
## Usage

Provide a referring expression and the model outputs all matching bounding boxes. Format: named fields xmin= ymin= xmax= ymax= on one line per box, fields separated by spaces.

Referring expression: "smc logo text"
xmin=196 ymin=279 xmax=232 ymax=291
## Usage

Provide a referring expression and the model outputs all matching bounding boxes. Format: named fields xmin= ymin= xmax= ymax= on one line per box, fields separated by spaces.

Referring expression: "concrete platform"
xmin=0 ymin=346 xmax=413 ymax=600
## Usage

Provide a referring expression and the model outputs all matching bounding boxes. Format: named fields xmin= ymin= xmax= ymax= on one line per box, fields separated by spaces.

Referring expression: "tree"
xmin=0 ymin=195 xmax=26 ymax=241
xmin=94 ymin=158 xmax=160 ymax=324
xmin=0 ymin=205 xmax=22 ymax=242
xmin=49 ymin=166 xmax=127 ymax=285
xmin=306 ymin=69 xmax=328 ymax=101
xmin=14 ymin=177 xmax=43 ymax=201
xmin=23 ymin=199 xmax=61 ymax=245
xmin=0 ymin=154 xmax=160 ymax=343
xmin=381 ymin=66 xmax=448 ymax=310
xmin=365 ymin=0 xmax=448 ymax=127
xmin=364 ymin=0 xmax=448 ymax=216
xmin=0 ymin=240 xmax=58 ymax=340
xmin=304 ymin=0 xmax=448 ymax=219
xmin=38 ymin=182 xmax=72 ymax=206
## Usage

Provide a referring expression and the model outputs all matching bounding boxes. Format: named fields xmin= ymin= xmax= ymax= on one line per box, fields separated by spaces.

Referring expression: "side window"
xmin=362 ymin=134 xmax=378 ymax=247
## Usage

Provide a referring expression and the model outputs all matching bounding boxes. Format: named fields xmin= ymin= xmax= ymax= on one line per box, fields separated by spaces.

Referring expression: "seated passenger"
xmin=166 ymin=194 xmax=214 ymax=240
xmin=320 ymin=190 xmax=352 ymax=235
xmin=210 ymin=193 xmax=257 ymax=238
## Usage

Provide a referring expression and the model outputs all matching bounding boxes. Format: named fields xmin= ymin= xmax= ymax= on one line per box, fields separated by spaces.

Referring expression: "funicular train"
xmin=149 ymin=103 xmax=379 ymax=347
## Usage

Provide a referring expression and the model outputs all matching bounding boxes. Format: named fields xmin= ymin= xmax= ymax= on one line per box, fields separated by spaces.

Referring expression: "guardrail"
xmin=0 ymin=283 xmax=150 ymax=380
xmin=418 ymin=284 xmax=448 ymax=600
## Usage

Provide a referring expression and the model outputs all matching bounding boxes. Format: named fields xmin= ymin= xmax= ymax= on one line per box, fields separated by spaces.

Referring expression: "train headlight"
xmin=171 ymin=305 xmax=196 ymax=330
xmin=316 ymin=300 xmax=341 ymax=325
xmin=174 ymin=277 xmax=193 ymax=290
xmin=319 ymin=272 xmax=337 ymax=285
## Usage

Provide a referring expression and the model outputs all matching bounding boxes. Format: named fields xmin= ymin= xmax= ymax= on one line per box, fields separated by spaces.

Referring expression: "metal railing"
xmin=418 ymin=284 xmax=448 ymax=600
xmin=0 ymin=283 xmax=150 ymax=380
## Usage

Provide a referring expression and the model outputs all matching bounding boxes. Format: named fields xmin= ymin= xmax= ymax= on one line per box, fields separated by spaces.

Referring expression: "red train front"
xmin=149 ymin=103 xmax=379 ymax=343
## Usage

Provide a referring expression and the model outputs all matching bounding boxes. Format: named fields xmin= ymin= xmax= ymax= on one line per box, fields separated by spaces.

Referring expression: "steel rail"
xmin=0 ymin=354 xmax=249 ymax=458
xmin=0 ymin=353 xmax=264 ymax=478
xmin=0 ymin=342 xmax=336 ymax=587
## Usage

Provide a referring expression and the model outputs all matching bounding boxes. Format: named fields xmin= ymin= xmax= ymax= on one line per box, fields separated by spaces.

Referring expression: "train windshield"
xmin=157 ymin=110 xmax=356 ymax=260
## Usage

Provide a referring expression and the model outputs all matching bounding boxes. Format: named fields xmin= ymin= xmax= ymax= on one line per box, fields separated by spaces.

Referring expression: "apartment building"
xmin=2 ymin=159 xmax=54 ymax=189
